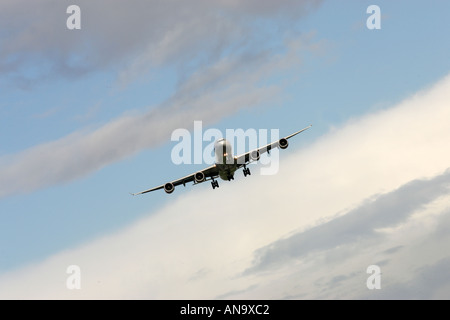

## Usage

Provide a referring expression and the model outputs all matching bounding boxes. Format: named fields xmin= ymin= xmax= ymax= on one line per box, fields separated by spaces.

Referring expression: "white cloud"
xmin=1 ymin=73 xmax=450 ymax=299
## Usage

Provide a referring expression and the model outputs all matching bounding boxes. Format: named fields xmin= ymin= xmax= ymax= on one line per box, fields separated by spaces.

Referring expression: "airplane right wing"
xmin=234 ymin=124 xmax=312 ymax=167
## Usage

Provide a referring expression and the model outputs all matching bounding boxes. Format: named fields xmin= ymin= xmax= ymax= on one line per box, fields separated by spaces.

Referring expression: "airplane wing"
xmin=234 ymin=124 xmax=312 ymax=167
xmin=131 ymin=164 xmax=220 ymax=195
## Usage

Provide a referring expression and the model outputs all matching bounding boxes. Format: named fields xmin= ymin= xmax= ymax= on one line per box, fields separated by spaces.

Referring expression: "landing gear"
xmin=211 ymin=178 xmax=219 ymax=189
xmin=227 ymin=175 xmax=234 ymax=181
xmin=243 ymin=165 xmax=251 ymax=177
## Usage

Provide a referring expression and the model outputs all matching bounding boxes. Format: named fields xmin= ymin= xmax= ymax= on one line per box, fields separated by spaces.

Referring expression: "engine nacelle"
xmin=164 ymin=182 xmax=175 ymax=194
xmin=250 ymin=150 xmax=260 ymax=161
xmin=194 ymin=171 xmax=205 ymax=183
xmin=278 ymin=138 xmax=289 ymax=150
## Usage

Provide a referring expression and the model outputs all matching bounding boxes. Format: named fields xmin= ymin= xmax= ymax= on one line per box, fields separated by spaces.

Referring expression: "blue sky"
xmin=1 ymin=0 xmax=450 ymax=299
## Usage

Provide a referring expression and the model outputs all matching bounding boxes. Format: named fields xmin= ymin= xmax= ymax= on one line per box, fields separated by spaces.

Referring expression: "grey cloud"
xmin=245 ymin=169 xmax=450 ymax=274
xmin=0 ymin=29 xmax=318 ymax=198
xmin=433 ymin=205 xmax=450 ymax=240
xmin=325 ymin=272 xmax=358 ymax=290
xmin=188 ymin=268 xmax=211 ymax=282
xmin=382 ymin=245 xmax=404 ymax=255
xmin=0 ymin=0 xmax=323 ymax=85
xmin=361 ymin=256 xmax=450 ymax=300
xmin=280 ymin=292 xmax=308 ymax=300
xmin=373 ymin=259 xmax=390 ymax=267
xmin=0 ymin=0 xmax=323 ymax=197
xmin=0 ymin=82 xmax=276 ymax=198
xmin=215 ymin=284 xmax=259 ymax=300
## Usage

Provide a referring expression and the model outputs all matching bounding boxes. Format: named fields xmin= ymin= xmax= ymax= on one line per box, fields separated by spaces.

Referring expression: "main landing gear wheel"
xmin=211 ymin=179 xmax=219 ymax=189
xmin=243 ymin=165 xmax=251 ymax=177
xmin=227 ymin=175 xmax=234 ymax=181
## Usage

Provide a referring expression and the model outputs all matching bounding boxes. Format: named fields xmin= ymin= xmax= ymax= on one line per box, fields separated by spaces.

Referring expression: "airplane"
xmin=131 ymin=125 xmax=312 ymax=195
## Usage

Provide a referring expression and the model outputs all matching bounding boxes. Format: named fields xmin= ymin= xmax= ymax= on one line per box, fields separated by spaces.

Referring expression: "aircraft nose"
xmin=214 ymin=138 xmax=226 ymax=147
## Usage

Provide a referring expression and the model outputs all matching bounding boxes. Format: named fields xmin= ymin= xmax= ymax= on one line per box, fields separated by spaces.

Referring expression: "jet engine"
xmin=250 ymin=150 xmax=260 ymax=161
xmin=278 ymin=138 xmax=289 ymax=149
xmin=164 ymin=182 xmax=175 ymax=194
xmin=194 ymin=171 xmax=205 ymax=183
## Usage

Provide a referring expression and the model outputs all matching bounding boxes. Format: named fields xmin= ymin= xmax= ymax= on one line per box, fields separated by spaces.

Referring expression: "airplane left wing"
xmin=234 ymin=124 xmax=312 ymax=167
xmin=131 ymin=164 xmax=220 ymax=195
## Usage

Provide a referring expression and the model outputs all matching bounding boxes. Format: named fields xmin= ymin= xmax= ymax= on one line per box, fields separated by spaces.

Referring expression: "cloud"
xmin=221 ymin=184 xmax=450 ymax=300
xmin=1 ymin=73 xmax=450 ymax=299
xmin=245 ymin=170 xmax=450 ymax=274
xmin=0 ymin=33 xmax=319 ymax=198
xmin=0 ymin=0 xmax=323 ymax=85
xmin=360 ymin=256 xmax=450 ymax=300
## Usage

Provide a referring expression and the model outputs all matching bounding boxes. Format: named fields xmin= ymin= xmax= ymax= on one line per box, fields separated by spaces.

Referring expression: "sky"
xmin=0 ymin=0 xmax=450 ymax=299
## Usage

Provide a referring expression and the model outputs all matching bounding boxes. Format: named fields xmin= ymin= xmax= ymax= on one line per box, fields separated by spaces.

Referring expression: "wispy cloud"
xmin=0 ymin=0 xmax=324 ymax=198
xmin=1 ymin=73 xmax=450 ymax=299
xmin=0 ymin=33 xmax=320 ymax=198
xmin=0 ymin=0 xmax=323 ymax=85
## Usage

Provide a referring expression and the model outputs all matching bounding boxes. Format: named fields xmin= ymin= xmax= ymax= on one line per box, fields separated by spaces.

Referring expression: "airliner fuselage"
xmin=214 ymin=138 xmax=238 ymax=181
